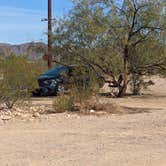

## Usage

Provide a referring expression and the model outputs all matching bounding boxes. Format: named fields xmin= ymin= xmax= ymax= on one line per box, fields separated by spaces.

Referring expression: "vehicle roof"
xmin=42 ymin=66 xmax=71 ymax=76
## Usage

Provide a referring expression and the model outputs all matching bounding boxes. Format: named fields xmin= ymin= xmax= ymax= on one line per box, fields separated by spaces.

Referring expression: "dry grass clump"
xmin=52 ymin=82 xmax=96 ymax=113
xmin=53 ymin=95 xmax=124 ymax=116
xmin=52 ymin=78 xmax=124 ymax=116
xmin=52 ymin=95 xmax=75 ymax=113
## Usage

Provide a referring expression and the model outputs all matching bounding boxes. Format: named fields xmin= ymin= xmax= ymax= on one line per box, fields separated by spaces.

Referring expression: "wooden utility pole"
xmin=48 ymin=0 xmax=52 ymax=69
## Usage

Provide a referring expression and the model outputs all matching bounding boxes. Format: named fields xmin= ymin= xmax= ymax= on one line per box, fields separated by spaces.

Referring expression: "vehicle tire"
xmin=32 ymin=89 xmax=41 ymax=97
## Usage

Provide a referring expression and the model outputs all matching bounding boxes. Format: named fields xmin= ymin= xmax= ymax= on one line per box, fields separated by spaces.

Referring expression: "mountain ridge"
xmin=0 ymin=42 xmax=47 ymax=60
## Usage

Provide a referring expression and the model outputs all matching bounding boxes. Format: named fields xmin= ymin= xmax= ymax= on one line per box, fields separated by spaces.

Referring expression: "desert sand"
xmin=0 ymin=76 xmax=166 ymax=166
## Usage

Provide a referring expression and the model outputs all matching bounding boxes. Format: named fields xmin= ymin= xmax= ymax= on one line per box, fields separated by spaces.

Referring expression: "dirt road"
xmin=0 ymin=77 xmax=166 ymax=166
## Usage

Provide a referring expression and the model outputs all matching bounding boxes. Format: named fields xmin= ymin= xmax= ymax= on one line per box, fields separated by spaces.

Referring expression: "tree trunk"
xmin=118 ymin=45 xmax=128 ymax=97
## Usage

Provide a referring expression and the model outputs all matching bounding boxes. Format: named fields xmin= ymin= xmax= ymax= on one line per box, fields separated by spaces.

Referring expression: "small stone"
xmin=20 ymin=114 xmax=30 ymax=119
xmin=33 ymin=112 xmax=40 ymax=118
xmin=0 ymin=106 xmax=4 ymax=110
xmin=5 ymin=111 xmax=12 ymax=116
xmin=31 ymin=107 xmax=36 ymax=112
xmin=16 ymin=108 xmax=22 ymax=112
xmin=14 ymin=112 xmax=22 ymax=117
xmin=66 ymin=114 xmax=71 ymax=118
xmin=3 ymin=108 xmax=10 ymax=112
xmin=90 ymin=109 xmax=95 ymax=113
xmin=1 ymin=115 xmax=12 ymax=121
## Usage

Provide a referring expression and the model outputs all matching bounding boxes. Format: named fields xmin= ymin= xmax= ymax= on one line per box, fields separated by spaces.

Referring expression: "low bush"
xmin=52 ymin=66 xmax=102 ymax=113
xmin=53 ymin=95 xmax=74 ymax=113
xmin=0 ymin=55 xmax=45 ymax=109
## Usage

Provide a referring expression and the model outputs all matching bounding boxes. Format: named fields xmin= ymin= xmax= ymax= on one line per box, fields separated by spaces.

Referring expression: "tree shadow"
xmin=125 ymin=93 xmax=166 ymax=99
xmin=122 ymin=106 xmax=154 ymax=114
xmin=98 ymin=92 xmax=117 ymax=98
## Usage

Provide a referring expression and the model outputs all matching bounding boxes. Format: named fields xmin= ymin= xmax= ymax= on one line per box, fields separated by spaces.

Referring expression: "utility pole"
xmin=48 ymin=0 xmax=52 ymax=69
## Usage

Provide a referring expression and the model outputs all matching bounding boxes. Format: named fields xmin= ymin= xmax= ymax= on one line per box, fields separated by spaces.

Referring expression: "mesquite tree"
xmin=52 ymin=0 xmax=166 ymax=96
xmin=116 ymin=0 xmax=166 ymax=96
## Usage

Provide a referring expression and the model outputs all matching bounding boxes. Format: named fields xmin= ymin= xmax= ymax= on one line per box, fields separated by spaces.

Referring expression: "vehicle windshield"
xmin=42 ymin=66 xmax=70 ymax=77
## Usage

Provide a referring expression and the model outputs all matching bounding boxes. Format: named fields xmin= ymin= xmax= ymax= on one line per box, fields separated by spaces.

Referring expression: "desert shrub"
xmin=53 ymin=88 xmax=95 ymax=113
xmin=52 ymin=79 xmax=98 ymax=113
xmin=69 ymin=85 xmax=94 ymax=106
xmin=53 ymin=95 xmax=74 ymax=113
xmin=69 ymin=69 xmax=100 ymax=107
xmin=0 ymin=55 xmax=44 ymax=109
xmin=53 ymin=65 xmax=102 ymax=113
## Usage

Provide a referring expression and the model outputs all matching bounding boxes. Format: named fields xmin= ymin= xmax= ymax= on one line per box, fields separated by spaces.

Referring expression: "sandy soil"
xmin=0 ymin=76 xmax=166 ymax=166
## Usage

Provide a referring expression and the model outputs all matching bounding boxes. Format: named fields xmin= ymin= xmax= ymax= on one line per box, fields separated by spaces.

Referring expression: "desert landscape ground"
xmin=0 ymin=76 xmax=166 ymax=166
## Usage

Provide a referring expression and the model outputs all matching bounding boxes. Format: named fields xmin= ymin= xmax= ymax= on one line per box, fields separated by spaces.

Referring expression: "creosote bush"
xmin=0 ymin=55 xmax=45 ymax=109
xmin=53 ymin=72 xmax=100 ymax=113
xmin=53 ymin=95 xmax=74 ymax=113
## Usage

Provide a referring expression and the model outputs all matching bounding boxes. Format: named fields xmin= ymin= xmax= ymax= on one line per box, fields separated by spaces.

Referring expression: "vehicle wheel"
xmin=38 ymin=88 xmax=49 ymax=96
xmin=32 ymin=89 xmax=41 ymax=96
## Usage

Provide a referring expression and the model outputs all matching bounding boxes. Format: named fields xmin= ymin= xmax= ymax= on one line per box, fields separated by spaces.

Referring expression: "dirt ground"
xmin=0 ymin=76 xmax=166 ymax=166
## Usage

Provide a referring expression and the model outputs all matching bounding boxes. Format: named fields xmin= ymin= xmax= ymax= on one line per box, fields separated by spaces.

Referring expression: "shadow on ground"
xmin=121 ymin=106 xmax=152 ymax=114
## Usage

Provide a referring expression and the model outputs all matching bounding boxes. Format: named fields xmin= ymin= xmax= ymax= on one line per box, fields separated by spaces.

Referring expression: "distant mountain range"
xmin=0 ymin=42 xmax=47 ymax=60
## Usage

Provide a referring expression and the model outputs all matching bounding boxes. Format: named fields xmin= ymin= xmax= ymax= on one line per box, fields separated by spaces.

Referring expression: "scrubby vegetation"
xmin=53 ymin=71 xmax=100 ymax=113
xmin=53 ymin=95 xmax=74 ymax=113
xmin=0 ymin=55 xmax=45 ymax=109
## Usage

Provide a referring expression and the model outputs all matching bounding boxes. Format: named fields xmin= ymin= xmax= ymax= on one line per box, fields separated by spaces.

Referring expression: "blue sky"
xmin=0 ymin=0 xmax=72 ymax=44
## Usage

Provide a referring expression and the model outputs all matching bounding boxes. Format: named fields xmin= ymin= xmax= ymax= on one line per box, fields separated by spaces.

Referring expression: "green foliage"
xmin=53 ymin=95 xmax=74 ymax=113
xmin=52 ymin=0 xmax=166 ymax=96
xmin=53 ymin=66 xmax=101 ymax=112
xmin=53 ymin=84 xmax=97 ymax=113
xmin=0 ymin=55 xmax=44 ymax=109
